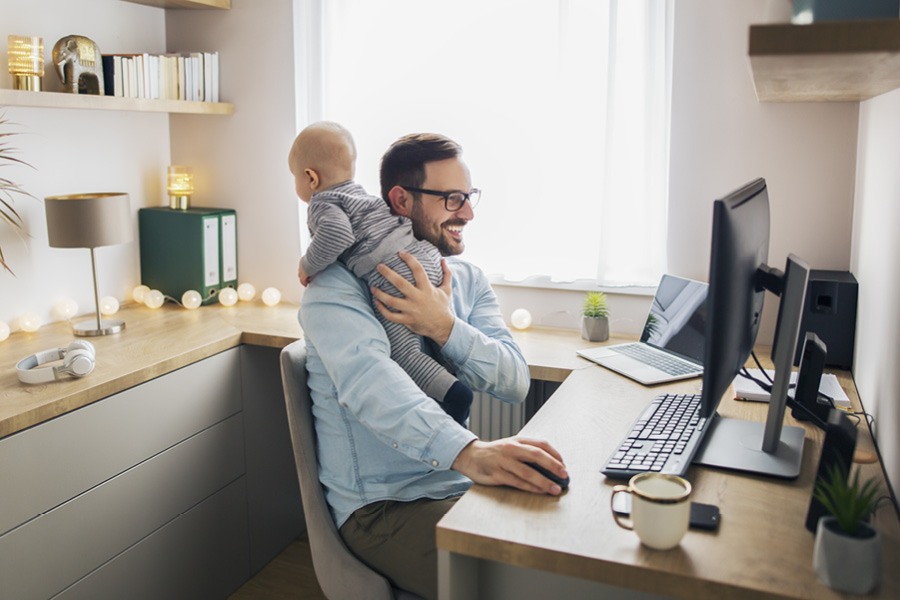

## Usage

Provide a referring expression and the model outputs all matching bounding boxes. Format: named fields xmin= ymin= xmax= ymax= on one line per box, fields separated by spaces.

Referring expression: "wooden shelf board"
xmin=120 ymin=0 xmax=230 ymax=9
xmin=0 ymin=89 xmax=233 ymax=115
xmin=749 ymin=19 xmax=900 ymax=102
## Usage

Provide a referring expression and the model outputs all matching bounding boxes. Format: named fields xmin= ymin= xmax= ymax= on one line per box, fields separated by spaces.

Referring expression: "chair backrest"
xmin=281 ymin=340 xmax=404 ymax=600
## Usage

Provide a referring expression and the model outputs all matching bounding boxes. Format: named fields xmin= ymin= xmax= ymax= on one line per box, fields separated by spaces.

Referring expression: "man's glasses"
xmin=403 ymin=187 xmax=481 ymax=212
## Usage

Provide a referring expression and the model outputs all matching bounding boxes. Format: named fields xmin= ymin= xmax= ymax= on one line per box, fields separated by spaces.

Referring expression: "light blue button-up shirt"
xmin=299 ymin=258 xmax=530 ymax=528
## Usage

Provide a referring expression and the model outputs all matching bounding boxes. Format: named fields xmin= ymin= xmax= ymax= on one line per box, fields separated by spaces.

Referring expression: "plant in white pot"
xmin=812 ymin=460 xmax=884 ymax=594
xmin=581 ymin=291 xmax=609 ymax=342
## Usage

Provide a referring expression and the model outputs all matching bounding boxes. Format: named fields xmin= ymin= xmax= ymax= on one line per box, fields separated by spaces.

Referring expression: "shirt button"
xmin=431 ymin=460 xmax=439 ymax=467
xmin=393 ymin=443 xmax=398 ymax=448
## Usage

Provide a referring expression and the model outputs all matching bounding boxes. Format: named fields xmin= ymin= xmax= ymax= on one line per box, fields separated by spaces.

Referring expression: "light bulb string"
xmin=162 ymin=294 xmax=185 ymax=308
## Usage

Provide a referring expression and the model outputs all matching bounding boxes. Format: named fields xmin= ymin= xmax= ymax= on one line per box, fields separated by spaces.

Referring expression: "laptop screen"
xmin=640 ymin=275 xmax=708 ymax=364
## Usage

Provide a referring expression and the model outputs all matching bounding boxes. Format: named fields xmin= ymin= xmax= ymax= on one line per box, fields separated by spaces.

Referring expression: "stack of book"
xmin=101 ymin=52 xmax=220 ymax=102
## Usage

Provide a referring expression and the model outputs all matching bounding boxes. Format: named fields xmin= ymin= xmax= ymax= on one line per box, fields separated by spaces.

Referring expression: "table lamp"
xmin=167 ymin=165 xmax=193 ymax=210
xmin=8 ymin=35 xmax=44 ymax=91
xmin=45 ymin=193 xmax=132 ymax=336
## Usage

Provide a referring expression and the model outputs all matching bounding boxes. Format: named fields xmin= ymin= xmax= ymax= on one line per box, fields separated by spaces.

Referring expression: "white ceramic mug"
xmin=611 ymin=473 xmax=692 ymax=550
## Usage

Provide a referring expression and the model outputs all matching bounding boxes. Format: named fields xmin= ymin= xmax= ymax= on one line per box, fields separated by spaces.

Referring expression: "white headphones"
xmin=16 ymin=340 xmax=96 ymax=385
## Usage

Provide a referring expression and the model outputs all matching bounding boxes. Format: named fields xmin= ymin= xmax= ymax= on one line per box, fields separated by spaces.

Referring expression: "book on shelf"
xmin=100 ymin=51 xmax=221 ymax=102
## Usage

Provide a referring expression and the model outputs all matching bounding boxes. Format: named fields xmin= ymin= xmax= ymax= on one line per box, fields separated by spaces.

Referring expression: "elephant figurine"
xmin=52 ymin=35 xmax=105 ymax=95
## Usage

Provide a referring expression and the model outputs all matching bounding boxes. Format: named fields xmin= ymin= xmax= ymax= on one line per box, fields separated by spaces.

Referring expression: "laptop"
xmin=576 ymin=275 xmax=708 ymax=385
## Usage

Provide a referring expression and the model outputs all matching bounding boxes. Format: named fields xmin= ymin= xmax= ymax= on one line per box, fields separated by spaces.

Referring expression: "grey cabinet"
xmin=0 ymin=345 xmax=303 ymax=599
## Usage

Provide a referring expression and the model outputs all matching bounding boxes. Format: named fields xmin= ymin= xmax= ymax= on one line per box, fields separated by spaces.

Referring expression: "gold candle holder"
xmin=167 ymin=165 xmax=194 ymax=210
xmin=8 ymin=35 xmax=44 ymax=91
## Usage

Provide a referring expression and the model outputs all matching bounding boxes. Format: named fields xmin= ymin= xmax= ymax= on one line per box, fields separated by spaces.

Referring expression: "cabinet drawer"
xmin=0 ymin=413 xmax=245 ymax=600
xmin=53 ymin=477 xmax=249 ymax=600
xmin=0 ymin=347 xmax=241 ymax=536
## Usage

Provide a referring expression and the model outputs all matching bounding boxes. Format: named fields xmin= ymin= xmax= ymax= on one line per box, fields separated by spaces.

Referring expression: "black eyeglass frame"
xmin=402 ymin=186 xmax=481 ymax=212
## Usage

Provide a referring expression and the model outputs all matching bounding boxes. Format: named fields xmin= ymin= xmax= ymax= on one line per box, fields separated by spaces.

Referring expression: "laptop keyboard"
xmin=602 ymin=393 xmax=708 ymax=478
xmin=613 ymin=343 xmax=700 ymax=376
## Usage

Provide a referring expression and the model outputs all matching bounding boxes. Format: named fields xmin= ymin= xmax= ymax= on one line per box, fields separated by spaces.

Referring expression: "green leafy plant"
xmin=813 ymin=460 xmax=882 ymax=537
xmin=0 ymin=113 xmax=36 ymax=276
xmin=582 ymin=291 xmax=609 ymax=319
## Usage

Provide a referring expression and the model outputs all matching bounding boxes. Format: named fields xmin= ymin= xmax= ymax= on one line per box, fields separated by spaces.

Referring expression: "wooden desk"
xmin=437 ymin=344 xmax=900 ymax=599
xmin=6 ymin=306 xmax=896 ymax=598
xmin=0 ymin=305 xmax=601 ymax=439
xmin=0 ymin=302 xmax=303 ymax=439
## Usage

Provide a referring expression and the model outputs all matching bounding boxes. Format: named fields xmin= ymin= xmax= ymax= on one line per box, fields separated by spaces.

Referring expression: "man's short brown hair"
xmin=380 ymin=133 xmax=462 ymax=207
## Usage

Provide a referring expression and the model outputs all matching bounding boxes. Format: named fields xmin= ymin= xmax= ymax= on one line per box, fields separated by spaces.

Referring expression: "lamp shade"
xmin=45 ymin=193 xmax=132 ymax=248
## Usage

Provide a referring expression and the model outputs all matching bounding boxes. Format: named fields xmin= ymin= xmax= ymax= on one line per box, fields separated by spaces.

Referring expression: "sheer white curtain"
xmin=295 ymin=0 xmax=671 ymax=288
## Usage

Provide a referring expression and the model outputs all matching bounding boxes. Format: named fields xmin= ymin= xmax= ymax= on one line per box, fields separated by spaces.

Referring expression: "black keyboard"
xmin=602 ymin=393 xmax=708 ymax=479
xmin=612 ymin=343 xmax=700 ymax=377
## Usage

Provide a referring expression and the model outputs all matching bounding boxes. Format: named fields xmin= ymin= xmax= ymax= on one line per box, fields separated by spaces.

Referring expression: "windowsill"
xmin=488 ymin=274 xmax=657 ymax=297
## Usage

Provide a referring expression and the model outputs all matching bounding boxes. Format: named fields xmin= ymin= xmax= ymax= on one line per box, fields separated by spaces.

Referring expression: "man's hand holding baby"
xmin=371 ymin=251 xmax=455 ymax=347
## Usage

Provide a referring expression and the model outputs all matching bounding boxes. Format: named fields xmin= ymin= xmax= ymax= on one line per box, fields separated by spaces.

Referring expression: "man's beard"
xmin=410 ymin=200 xmax=465 ymax=257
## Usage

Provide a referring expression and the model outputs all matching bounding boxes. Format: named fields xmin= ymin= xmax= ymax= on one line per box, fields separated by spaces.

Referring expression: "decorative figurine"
xmin=52 ymin=35 xmax=104 ymax=95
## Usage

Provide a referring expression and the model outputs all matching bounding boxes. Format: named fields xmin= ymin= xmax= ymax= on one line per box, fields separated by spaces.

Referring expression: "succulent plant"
xmin=582 ymin=291 xmax=609 ymax=319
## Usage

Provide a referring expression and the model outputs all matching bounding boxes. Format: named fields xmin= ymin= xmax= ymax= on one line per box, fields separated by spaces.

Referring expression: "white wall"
xmin=668 ymin=0 xmax=859 ymax=343
xmin=0 ymin=0 xmax=169 ymax=328
xmin=851 ymin=87 xmax=900 ymax=501
xmin=165 ymin=0 xmax=301 ymax=303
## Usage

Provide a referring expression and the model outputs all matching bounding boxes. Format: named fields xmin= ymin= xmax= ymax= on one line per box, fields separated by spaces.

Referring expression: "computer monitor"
xmin=692 ymin=178 xmax=810 ymax=478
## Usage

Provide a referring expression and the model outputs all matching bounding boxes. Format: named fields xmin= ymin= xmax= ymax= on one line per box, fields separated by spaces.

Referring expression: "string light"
xmin=53 ymin=298 xmax=79 ymax=320
xmin=144 ymin=289 xmax=164 ymax=309
xmin=218 ymin=287 xmax=238 ymax=306
xmin=19 ymin=312 xmax=42 ymax=332
xmin=182 ymin=290 xmax=202 ymax=310
xmin=510 ymin=308 xmax=533 ymax=330
xmin=237 ymin=282 xmax=256 ymax=301
xmin=100 ymin=296 xmax=120 ymax=315
xmin=133 ymin=285 xmax=150 ymax=303
xmin=261 ymin=287 xmax=281 ymax=307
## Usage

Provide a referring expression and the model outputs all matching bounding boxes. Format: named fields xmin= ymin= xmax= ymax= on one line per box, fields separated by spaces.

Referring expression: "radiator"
xmin=469 ymin=379 xmax=560 ymax=441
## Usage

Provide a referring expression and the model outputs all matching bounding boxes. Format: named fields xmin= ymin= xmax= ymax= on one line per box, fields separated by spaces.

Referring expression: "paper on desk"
xmin=733 ymin=369 xmax=851 ymax=409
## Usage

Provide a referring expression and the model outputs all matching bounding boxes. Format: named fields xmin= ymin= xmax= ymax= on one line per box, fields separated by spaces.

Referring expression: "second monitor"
xmin=692 ymin=178 xmax=810 ymax=478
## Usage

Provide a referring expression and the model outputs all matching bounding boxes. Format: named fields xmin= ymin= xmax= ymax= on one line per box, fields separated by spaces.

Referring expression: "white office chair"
xmin=280 ymin=340 xmax=423 ymax=600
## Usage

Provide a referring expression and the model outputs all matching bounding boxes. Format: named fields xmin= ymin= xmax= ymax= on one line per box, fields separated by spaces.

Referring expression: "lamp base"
xmin=169 ymin=195 xmax=191 ymax=210
xmin=13 ymin=75 xmax=42 ymax=91
xmin=74 ymin=318 xmax=126 ymax=337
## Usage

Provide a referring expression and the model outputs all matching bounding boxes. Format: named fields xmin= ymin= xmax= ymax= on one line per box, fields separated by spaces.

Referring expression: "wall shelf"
xmin=748 ymin=19 xmax=900 ymax=102
xmin=121 ymin=0 xmax=230 ymax=8
xmin=0 ymin=89 xmax=233 ymax=115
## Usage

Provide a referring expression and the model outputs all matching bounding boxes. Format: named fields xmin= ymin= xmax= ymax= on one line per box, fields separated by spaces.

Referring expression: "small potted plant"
xmin=812 ymin=460 xmax=883 ymax=594
xmin=581 ymin=291 xmax=609 ymax=342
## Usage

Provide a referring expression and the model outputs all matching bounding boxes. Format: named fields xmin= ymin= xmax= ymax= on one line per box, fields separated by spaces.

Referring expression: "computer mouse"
xmin=525 ymin=462 xmax=570 ymax=491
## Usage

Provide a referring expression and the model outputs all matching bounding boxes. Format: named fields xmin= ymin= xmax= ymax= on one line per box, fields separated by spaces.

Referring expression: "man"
xmin=298 ymin=133 xmax=567 ymax=599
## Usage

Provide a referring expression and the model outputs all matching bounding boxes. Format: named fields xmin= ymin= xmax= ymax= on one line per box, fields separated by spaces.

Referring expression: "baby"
xmin=289 ymin=121 xmax=472 ymax=424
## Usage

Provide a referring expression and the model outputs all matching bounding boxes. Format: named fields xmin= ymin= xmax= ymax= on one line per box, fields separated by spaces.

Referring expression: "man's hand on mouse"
xmin=452 ymin=437 xmax=568 ymax=495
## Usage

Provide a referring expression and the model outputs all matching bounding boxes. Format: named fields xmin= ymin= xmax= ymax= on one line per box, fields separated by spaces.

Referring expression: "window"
xmin=295 ymin=0 xmax=671 ymax=288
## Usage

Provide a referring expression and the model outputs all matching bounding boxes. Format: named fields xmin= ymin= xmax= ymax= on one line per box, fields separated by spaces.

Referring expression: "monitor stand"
xmin=692 ymin=414 xmax=806 ymax=479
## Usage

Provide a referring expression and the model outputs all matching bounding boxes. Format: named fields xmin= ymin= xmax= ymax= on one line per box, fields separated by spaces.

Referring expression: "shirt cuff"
xmin=421 ymin=419 xmax=477 ymax=471
xmin=440 ymin=316 xmax=474 ymax=370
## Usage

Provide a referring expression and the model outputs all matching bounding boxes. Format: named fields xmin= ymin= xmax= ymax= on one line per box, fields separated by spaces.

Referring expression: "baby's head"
xmin=289 ymin=121 xmax=357 ymax=203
